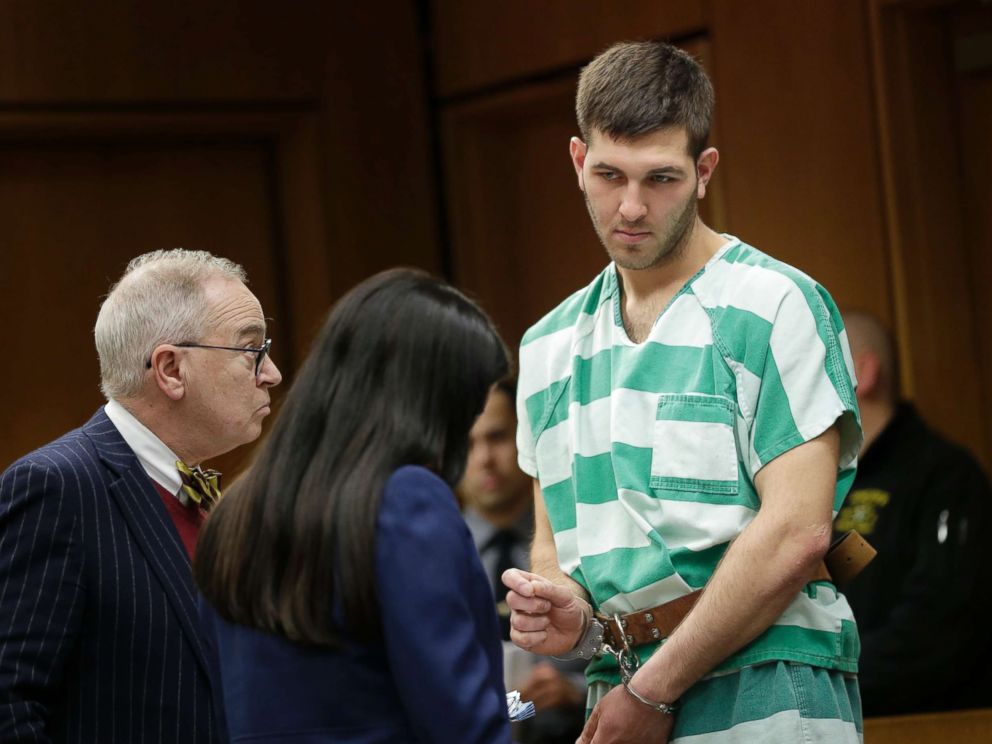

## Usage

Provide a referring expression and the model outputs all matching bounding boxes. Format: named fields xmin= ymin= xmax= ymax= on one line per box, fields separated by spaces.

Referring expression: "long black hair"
xmin=195 ymin=269 xmax=509 ymax=646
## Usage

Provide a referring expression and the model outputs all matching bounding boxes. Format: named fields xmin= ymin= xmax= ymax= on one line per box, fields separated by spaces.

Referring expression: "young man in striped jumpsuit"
xmin=503 ymin=41 xmax=864 ymax=743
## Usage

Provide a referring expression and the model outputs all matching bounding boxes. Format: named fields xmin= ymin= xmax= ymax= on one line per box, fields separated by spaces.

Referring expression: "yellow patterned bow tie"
xmin=175 ymin=460 xmax=222 ymax=511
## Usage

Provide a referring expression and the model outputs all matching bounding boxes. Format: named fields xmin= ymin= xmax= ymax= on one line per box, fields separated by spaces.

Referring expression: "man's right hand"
xmin=502 ymin=567 xmax=589 ymax=656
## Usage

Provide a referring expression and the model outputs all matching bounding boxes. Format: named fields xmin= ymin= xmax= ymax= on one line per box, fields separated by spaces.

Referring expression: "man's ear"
xmin=695 ymin=147 xmax=719 ymax=199
xmin=569 ymin=137 xmax=587 ymax=191
xmin=149 ymin=345 xmax=186 ymax=401
xmin=854 ymin=350 xmax=881 ymax=401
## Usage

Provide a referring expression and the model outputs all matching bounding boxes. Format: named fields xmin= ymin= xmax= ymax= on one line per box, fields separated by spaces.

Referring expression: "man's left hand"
xmin=577 ymin=684 xmax=675 ymax=744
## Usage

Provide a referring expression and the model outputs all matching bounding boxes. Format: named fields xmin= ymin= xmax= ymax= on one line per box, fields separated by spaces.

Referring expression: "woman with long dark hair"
xmin=195 ymin=269 xmax=511 ymax=743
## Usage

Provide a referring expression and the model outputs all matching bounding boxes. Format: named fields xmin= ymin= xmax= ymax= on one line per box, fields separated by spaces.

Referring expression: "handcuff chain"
xmin=610 ymin=613 xmax=678 ymax=716
xmin=612 ymin=612 xmax=641 ymax=684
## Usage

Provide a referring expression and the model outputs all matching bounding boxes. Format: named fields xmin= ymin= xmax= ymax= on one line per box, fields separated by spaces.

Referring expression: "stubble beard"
xmin=586 ymin=189 xmax=700 ymax=272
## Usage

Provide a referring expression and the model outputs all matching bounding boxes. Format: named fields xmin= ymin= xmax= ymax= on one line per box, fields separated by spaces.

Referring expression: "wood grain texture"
xmin=442 ymin=40 xmax=720 ymax=352
xmin=953 ymin=9 xmax=992 ymax=470
xmin=443 ymin=77 xmax=604 ymax=350
xmin=432 ymin=0 xmax=705 ymax=97
xmin=708 ymin=0 xmax=892 ymax=319
xmin=864 ymin=707 xmax=992 ymax=743
xmin=0 ymin=140 xmax=277 ymax=474
xmin=0 ymin=0 xmax=327 ymax=102
xmin=0 ymin=1 xmax=440 ymax=472
xmin=868 ymin=0 xmax=989 ymax=469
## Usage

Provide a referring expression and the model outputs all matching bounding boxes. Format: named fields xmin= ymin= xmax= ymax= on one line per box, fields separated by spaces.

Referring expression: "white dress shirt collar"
xmin=104 ymin=399 xmax=183 ymax=497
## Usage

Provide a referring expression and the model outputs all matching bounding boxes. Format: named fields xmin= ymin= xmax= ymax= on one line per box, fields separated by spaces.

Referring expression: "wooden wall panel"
xmin=0 ymin=1 xmax=440 ymax=470
xmin=708 ymin=0 xmax=891 ymax=319
xmin=958 ymin=72 xmax=992 ymax=467
xmin=0 ymin=141 xmax=280 ymax=473
xmin=0 ymin=1 xmax=327 ymax=102
xmin=318 ymin=0 xmax=441 ymax=289
xmin=443 ymin=40 xmax=723 ymax=352
xmin=869 ymin=0 xmax=989 ymax=468
xmin=0 ymin=0 xmax=440 ymax=294
xmin=864 ymin=707 xmax=992 ymax=743
xmin=436 ymin=0 xmax=991 ymax=471
xmin=432 ymin=0 xmax=705 ymax=97
xmin=444 ymin=79 xmax=603 ymax=349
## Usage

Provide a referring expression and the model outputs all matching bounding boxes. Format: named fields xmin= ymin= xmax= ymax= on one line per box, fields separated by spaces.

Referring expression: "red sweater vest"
xmin=152 ymin=481 xmax=205 ymax=560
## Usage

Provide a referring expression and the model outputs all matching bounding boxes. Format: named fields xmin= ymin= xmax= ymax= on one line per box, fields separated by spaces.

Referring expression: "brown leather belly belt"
xmin=594 ymin=530 xmax=876 ymax=649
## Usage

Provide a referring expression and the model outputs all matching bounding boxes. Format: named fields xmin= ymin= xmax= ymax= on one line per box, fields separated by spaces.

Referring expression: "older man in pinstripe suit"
xmin=0 ymin=249 xmax=282 ymax=742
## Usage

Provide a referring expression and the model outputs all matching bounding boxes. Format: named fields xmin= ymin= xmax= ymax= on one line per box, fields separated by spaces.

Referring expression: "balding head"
xmin=844 ymin=310 xmax=899 ymax=404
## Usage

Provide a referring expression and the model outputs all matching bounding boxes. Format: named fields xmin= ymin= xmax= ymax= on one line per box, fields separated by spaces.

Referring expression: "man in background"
xmin=835 ymin=310 xmax=992 ymax=715
xmin=0 ymin=249 xmax=282 ymax=742
xmin=459 ymin=379 xmax=585 ymax=744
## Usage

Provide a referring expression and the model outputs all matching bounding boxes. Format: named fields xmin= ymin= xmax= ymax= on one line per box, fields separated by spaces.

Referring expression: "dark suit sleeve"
xmin=196 ymin=596 xmax=231 ymax=744
xmin=376 ymin=468 xmax=510 ymax=744
xmin=0 ymin=459 xmax=85 ymax=742
xmin=858 ymin=454 xmax=992 ymax=711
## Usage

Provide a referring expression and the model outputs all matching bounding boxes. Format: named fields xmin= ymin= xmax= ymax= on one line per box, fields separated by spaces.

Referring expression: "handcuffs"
xmin=556 ymin=611 xmax=678 ymax=716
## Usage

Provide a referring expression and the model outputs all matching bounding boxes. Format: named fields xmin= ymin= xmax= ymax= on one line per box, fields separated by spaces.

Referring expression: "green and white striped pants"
xmin=588 ymin=661 xmax=862 ymax=742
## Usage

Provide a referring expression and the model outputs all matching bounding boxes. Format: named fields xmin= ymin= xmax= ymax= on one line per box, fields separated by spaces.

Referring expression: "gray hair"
xmin=94 ymin=249 xmax=248 ymax=400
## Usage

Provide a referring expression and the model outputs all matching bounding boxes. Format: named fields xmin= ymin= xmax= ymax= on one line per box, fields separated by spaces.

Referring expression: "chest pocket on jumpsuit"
xmin=649 ymin=393 xmax=739 ymax=500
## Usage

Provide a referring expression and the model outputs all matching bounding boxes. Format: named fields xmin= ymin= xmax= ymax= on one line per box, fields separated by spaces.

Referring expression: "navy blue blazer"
xmin=0 ymin=408 xmax=221 ymax=743
xmin=202 ymin=465 xmax=511 ymax=743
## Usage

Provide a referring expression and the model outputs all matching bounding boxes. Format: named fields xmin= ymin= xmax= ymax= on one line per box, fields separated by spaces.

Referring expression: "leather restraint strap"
xmin=596 ymin=530 xmax=876 ymax=649
xmin=820 ymin=529 xmax=877 ymax=588
xmin=595 ymin=590 xmax=702 ymax=650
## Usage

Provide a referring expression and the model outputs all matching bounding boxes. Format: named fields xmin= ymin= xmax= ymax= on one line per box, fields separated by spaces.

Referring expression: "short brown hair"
xmin=576 ymin=41 xmax=715 ymax=158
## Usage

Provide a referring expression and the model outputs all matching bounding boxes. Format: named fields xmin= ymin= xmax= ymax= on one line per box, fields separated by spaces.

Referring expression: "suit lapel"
xmin=83 ymin=409 xmax=212 ymax=680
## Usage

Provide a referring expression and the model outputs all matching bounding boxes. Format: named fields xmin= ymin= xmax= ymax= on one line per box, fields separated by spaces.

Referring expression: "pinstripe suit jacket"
xmin=0 ymin=408 xmax=221 ymax=743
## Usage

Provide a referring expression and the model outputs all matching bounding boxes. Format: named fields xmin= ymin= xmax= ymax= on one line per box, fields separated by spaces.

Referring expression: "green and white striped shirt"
xmin=517 ymin=237 xmax=862 ymax=687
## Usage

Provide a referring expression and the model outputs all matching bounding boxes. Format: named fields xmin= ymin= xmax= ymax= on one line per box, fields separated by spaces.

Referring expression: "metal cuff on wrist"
xmin=553 ymin=612 xmax=605 ymax=661
xmin=622 ymin=678 xmax=678 ymax=716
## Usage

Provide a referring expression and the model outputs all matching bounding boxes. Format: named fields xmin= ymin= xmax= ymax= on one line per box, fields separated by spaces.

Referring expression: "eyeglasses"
xmin=146 ymin=338 xmax=273 ymax=377
xmin=179 ymin=338 xmax=273 ymax=377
